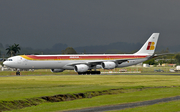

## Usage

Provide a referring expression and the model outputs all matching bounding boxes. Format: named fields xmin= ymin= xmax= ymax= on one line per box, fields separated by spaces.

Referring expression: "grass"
xmin=9 ymin=87 xmax=180 ymax=112
xmin=1 ymin=73 xmax=180 ymax=111
xmin=1 ymin=75 xmax=180 ymax=101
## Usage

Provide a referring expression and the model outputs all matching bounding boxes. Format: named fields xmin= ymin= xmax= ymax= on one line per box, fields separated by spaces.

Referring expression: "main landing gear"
xmin=78 ymin=71 xmax=101 ymax=75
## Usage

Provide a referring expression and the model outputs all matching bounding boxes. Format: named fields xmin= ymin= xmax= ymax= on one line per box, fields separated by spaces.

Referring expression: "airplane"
xmin=3 ymin=33 xmax=159 ymax=75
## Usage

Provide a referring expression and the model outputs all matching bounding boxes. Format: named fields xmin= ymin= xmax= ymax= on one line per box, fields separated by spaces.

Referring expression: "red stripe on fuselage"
xmin=24 ymin=55 xmax=148 ymax=60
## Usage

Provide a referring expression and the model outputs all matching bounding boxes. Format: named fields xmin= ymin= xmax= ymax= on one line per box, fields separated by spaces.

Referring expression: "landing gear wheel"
xmin=78 ymin=71 xmax=101 ymax=75
xmin=86 ymin=71 xmax=90 ymax=75
xmin=78 ymin=72 xmax=82 ymax=75
xmin=16 ymin=71 xmax=20 ymax=75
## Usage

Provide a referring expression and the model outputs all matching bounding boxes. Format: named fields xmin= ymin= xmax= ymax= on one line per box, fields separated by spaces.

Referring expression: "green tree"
xmin=6 ymin=45 xmax=14 ymax=56
xmin=61 ymin=47 xmax=77 ymax=54
xmin=13 ymin=44 xmax=21 ymax=55
xmin=143 ymin=59 xmax=157 ymax=65
xmin=6 ymin=44 xmax=21 ymax=56
xmin=160 ymin=48 xmax=169 ymax=53
xmin=174 ymin=54 xmax=180 ymax=65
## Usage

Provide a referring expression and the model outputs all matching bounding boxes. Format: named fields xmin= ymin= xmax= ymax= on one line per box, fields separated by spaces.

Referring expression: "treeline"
xmin=2 ymin=43 xmax=180 ymax=65
xmin=144 ymin=53 xmax=180 ymax=65
xmin=1 ymin=42 xmax=180 ymax=55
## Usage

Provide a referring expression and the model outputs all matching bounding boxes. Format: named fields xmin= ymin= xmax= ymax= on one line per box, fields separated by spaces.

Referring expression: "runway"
xmin=64 ymin=96 xmax=180 ymax=112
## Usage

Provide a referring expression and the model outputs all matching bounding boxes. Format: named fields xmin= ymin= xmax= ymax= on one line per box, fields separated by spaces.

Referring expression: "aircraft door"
xmin=24 ymin=60 xmax=28 ymax=65
xmin=17 ymin=57 xmax=28 ymax=65
xmin=17 ymin=57 xmax=22 ymax=64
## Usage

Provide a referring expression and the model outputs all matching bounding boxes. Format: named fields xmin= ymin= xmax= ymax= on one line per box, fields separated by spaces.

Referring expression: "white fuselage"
xmin=3 ymin=54 xmax=150 ymax=70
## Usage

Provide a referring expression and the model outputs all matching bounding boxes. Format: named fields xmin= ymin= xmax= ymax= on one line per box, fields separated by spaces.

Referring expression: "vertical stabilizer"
xmin=135 ymin=33 xmax=159 ymax=55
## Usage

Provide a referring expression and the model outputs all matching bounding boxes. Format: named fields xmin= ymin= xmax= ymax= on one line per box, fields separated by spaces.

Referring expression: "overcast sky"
xmin=0 ymin=0 xmax=180 ymax=49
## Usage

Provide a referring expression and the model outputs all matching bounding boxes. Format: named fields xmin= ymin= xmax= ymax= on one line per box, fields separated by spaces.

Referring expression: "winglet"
xmin=135 ymin=33 xmax=159 ymax=55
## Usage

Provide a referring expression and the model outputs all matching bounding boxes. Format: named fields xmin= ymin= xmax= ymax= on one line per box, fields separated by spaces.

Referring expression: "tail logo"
xmin=147 ymin=42 xmax=155 ymax=50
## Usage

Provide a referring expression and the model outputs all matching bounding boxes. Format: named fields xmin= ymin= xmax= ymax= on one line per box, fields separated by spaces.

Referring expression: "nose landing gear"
xmin=16 ymin=69 xmax=20 ymax=75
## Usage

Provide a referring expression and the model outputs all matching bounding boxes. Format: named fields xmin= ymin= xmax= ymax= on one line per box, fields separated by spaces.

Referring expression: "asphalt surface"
xmin=64 ymin=96 xmax=180 ymax=112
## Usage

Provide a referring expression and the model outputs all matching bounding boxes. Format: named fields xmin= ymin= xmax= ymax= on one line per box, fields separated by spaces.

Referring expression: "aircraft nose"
xmin=3 ymin=61 xmax=6 ymax=65
xmin=3 ymin=61 xmax=10 ymax=67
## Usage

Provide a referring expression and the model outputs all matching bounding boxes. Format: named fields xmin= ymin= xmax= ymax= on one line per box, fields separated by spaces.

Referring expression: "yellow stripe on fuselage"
xmin=20 ymin=55 xmax=34 ymax=60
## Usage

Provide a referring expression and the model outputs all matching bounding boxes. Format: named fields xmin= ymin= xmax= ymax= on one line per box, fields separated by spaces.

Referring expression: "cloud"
xmin=0 ymin=0 xmax=180 ymax=51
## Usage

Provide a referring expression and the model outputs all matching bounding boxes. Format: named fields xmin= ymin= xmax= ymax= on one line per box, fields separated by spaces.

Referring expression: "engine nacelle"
xmin=74 ymin=64 xmax=89 ymax=73
xmin=101 ymin=62 xmax=116 ymax=69
xmin=51 ymin=69 xmax=64 ymax=73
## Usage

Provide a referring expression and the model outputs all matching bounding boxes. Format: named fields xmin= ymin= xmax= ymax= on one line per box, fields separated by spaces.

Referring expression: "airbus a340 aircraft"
xmin=3 ymin=33 xmax=159 ymax=74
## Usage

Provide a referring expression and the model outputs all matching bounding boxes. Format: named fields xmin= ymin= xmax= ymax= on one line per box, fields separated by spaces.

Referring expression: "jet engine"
xmin=51 ymin=69 xmax=64 ymax=73
xmin=101 ymin=62 xmax=116 ymax=69
xmin=74 ymin=64 xmax=89 ymax=73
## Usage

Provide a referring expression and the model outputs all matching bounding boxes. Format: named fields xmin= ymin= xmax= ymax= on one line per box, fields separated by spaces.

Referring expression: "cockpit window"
xmin=6 ymin=59 xmax=13 ymax=61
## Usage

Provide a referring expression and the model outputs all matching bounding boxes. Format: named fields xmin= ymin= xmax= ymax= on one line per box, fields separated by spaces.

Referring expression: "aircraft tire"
xmin=78 ymin=72 xmax=82 ymax=75
xmin=82 ymin=72 xmax=86 ymax=75
xmin=78 ymin=71 xmax=101 ymax=75
xmin=86 ymin=71 xmax=90 ymax=75
xmin=94 ymin=71 xmax=100 ymax=74
xmin=93 ymin=71 xmax=100 ymax=75
xmin=90 ymin=71 xmax=95 ymax=75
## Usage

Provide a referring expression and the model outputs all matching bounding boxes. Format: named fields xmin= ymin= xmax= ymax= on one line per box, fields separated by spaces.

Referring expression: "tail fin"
xmin=135 ymin=33 xmax=159 ymax=55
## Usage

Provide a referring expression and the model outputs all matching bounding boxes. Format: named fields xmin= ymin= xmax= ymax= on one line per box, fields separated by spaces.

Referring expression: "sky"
xmin=0 ymin=0 xmax=180 ymax=49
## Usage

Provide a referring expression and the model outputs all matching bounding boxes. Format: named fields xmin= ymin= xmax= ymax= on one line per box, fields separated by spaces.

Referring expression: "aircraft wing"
xmin=66 ymin=59 xmax=129 ymax=67
xmin=66 ymin=60 xmax=103 ymax=67
xmin=114 ymin=59 xmax=129 ymax=64
xmin=146 ymin=53 xmax=174 ymax=60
